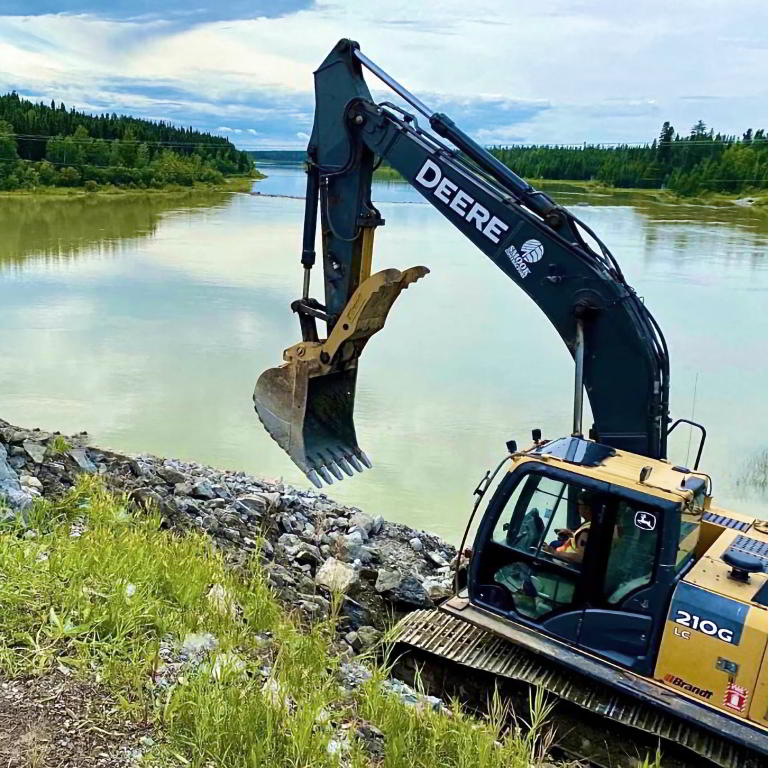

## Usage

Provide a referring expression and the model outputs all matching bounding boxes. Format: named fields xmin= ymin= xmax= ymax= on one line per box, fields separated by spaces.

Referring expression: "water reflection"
xmin=0 ymin=190 xmax=234 ymax=267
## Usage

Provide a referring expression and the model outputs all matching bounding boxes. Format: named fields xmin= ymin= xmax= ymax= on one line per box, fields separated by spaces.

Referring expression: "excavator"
xmin=253 ymin=39 xmax=768 ymax=767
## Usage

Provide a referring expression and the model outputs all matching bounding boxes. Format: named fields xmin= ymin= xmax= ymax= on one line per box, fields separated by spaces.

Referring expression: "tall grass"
xmin=0 ymin=476 xmax=614 ymax=767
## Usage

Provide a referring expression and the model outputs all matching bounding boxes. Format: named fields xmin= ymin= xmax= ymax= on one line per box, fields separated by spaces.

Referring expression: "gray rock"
xmin=357 ymin=625 xmax=382 ymax=649
xmin=426 ymin=550 xmax=449 ymax=568
xmin=315 ymin=557 xmax=360 ymax=594
xmin=174 ymin=481 xmax=193 ymax=496
xmin=339 ymin=661 xmax=373 ymax=689
xmin=349 ymin=511 xmax=374 ymax=536
xmin=340 ymin=530 xmax=364 ymax=561
xmin=409 ymin=537 xmax=423 ymax=552
xmin=69 ymin=447 xmax=96 ymax=472
xmin=371 ymin=515 xmax=384 ymax=535
xmin=192 ymin=479 xmax=216 ymax=500
xmin=19 ymin=474 xmax=43 ymax=491
xmin=389 ymin=574 xmax=432 ymax=608
xmin=8 ymin=455 xmax=26 ymax=471
xmin=341 ymin=596 xmax=371 ymax=628
xmin=375 ymin=568 xmax=402 ymax=593
xmin=236 ymin=494 xmax=268 ymax=516
xmin=22 ymin=440 xmax=46 ymax=464
xmin=423 ymin=578 xmax=453 ymax=603
xmin=157 ymin=466 xmax=186 ymax=485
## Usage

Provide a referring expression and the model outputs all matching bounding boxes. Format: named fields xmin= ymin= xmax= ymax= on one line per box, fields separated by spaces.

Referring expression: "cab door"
xmin=469 ymin=469 xmax=596 ymax=646
xmin=577 ymin=493 xmax=687 ymax=675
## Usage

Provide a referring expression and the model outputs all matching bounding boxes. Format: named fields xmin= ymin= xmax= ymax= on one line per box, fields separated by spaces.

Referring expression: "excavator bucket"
xmin=254 ymin=266 xmax=428 ymax=487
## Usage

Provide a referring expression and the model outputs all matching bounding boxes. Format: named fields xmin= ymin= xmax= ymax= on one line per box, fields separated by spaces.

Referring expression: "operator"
xmin=546 ymin=491 xmax=595 ymax=564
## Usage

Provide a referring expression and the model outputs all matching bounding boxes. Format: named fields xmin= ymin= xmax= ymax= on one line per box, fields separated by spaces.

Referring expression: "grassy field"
xmin=0 ymin=477 xmax=585 ymax=768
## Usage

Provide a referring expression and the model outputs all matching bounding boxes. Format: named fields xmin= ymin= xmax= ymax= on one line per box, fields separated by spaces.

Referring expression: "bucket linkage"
xmin=253 ymin=266 xmax=428 ymax=487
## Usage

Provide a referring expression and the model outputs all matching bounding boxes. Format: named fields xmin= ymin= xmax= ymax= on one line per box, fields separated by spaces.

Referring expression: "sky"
xmin=0 ymin=1 xmax=765 ymax=149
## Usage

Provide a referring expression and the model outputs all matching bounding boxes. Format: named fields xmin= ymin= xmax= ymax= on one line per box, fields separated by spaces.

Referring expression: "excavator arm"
xmin=254 ymin=39 xmax=670 ymax=487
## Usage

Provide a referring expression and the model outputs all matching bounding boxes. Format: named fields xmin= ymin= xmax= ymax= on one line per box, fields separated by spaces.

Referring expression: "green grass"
xmin=0 ymin=173 xmax=263 ymax=200
xmin=0 ymin=476 xmax=574 ymax=767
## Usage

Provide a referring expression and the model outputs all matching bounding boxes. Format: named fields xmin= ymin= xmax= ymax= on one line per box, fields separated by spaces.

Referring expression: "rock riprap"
xmin=0 ymin=419 xmax=457 ymax=656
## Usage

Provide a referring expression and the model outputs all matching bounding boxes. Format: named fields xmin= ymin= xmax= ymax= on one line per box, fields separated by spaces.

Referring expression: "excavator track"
xmin=391 ymin=610 xmax=764 ymax=768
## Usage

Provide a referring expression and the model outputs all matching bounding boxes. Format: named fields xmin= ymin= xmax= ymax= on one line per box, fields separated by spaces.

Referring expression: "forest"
xmin=491 ymin=121 xmax=768 ymax=196
xmin=0 ymin=92 xmax=253 ymax=191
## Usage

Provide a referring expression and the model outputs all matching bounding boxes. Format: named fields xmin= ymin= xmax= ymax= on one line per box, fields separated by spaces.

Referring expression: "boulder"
xmin=157 ymin=466 xmax=186 ymax=485
xmin=375 ymin=568 xmax=402 ymax=593
xmin=69 ymin=447 xmax=96 ymax=472
xmin=423 ymin=578 xmax=453 ymax=603
xmin=340 ymin=596 xmax=371 ymax=628
xmin=22 ymin=440 xmax=46 ymax=464
xmin=191 ymin=479 xmax=216 ymax=500
xmin=315 ymin=557 xmax=360 ymax=594
xmin=389 ymin=574 xmax=432 ymax=608
xmin=349 ymin=511 xmax=374 ymax=536
xmin=339 ymin=530 xmax=365 ymax=561
xmin=356 ymin=625 xmax=382 ymax=649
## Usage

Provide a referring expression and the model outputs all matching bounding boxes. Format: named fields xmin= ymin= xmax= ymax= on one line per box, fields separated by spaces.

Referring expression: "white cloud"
xmin=296 ymin=131 xmax=310 ymax=140
xmin=0 ymin=1 xmax=765 ymax=146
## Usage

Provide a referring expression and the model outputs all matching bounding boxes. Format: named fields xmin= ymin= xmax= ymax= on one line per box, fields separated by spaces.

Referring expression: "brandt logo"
xmin=664 ymin=674 xmax=713 ymax=700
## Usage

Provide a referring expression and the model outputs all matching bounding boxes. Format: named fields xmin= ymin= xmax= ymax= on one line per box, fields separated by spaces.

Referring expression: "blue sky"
xmin=0 ymin=1 xmax=765 ymax=149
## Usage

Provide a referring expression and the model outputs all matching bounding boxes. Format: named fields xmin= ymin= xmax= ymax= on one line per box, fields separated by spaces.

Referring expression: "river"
xmin=1 ymin=165 xmax=766 ymax=540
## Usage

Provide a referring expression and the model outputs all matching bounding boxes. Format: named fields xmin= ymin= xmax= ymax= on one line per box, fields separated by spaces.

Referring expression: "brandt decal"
xmin=663 ymin=674 xmax=713 ymax=700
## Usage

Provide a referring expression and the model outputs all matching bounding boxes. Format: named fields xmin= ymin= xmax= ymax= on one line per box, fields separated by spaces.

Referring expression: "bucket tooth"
xmin=317 ymin=465 xmax=334 ymax=485
xmin=325 ymin=459 xmax=344 ymax=481
xmin=336 ymin=455 xmax=354 ymax=476
xmin=348 ymin=454 xmax=364 ymax=473
xmin=253 ymin=266 xmax=428 ymax=485
xmin=306 ymin=469 xmax=323 ymax=488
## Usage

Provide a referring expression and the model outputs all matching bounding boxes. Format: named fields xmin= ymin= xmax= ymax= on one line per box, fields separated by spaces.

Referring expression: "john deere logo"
xmin=521 ymin=239 xmax=544 ymax=263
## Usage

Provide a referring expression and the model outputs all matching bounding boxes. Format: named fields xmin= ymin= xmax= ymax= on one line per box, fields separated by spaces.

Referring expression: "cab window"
xmin=603 ymin=501 xmax=660 ymax=604
xmin=486 ymin=475 xmax=595 ymax=620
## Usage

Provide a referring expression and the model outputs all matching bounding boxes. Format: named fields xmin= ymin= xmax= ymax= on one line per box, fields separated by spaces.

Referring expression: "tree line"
xmin=0 ymin=92 xmax=253 ymax=191
xmin=491 ymin=121 xmax=768 ymax=196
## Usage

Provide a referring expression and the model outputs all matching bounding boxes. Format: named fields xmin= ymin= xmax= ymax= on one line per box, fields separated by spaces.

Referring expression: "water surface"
xmin=1 ymin=169 xmax=766 ymax=540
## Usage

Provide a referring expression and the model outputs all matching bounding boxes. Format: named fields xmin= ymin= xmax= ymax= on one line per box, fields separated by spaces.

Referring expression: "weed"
xmin=49 ymin=435 xmax=72 ymax=455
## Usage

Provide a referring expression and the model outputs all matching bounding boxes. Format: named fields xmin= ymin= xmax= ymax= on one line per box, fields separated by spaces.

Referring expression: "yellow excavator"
xmin=253 ymin=39 xmax=768 ymax=767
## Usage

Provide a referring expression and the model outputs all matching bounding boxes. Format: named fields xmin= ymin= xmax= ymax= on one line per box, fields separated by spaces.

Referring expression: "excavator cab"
xmin=467 ymin=436 xmax=703 ymax=675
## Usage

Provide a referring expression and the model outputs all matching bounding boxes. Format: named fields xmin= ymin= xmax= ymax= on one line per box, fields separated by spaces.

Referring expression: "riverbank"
xmin=0 ymin=418 xmax=570 ymax=767
xmin=372 ymin=169 xmax=768 ymax=209
xmin=0 ymin=173 xmax=263 ymax=200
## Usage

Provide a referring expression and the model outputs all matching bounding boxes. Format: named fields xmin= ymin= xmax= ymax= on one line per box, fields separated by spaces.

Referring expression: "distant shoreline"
xmin=0 ymin=174 xmax=262 ymax=200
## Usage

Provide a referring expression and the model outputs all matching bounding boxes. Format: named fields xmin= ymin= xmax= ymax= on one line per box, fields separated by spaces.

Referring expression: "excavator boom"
xmin=253 ymin=39 xmax=669 ymax=487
